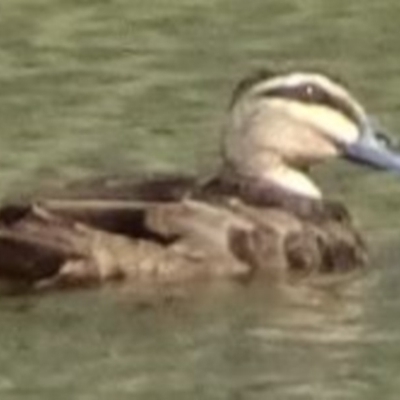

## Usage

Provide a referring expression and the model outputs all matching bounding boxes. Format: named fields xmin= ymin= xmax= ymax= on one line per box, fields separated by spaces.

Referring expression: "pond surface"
xmin=1 ymin=0 xmax=400 ymax=399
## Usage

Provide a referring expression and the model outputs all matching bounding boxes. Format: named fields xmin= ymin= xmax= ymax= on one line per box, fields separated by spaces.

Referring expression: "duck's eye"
xmin=299 ymin=84 xmax=323 ymax=102
xmin=298 ymin=84 xmax=330 ymax=106
xmin=303 ymin=84 xmax=315 ymax=98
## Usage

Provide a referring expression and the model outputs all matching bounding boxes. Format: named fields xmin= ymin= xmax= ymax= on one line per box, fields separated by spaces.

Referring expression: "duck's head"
xmin=223 ymin=70 xmax=400 ymax=199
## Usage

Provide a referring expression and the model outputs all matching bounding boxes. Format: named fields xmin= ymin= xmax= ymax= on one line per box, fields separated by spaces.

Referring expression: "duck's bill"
xmin=344 ymin=130 xmax=400 ymax=173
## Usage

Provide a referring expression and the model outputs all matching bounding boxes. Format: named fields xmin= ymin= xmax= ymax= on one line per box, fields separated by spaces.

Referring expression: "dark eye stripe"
xmin=259 ymin=84 xmax=360 ymax=125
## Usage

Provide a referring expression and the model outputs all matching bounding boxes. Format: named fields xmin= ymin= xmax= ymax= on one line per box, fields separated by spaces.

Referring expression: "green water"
xmin=1 ymin=0 xmax=400 ymax=398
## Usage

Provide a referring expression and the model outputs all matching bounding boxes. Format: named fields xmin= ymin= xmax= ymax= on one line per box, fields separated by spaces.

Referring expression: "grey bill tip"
xmin=345 ymin=128 xmax=400 ymax=173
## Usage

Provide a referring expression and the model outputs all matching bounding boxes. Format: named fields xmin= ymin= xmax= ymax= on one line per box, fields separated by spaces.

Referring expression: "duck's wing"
xmin=40 ymin=174 xmax=198 ymax=201
xmin=0 ymin=204 xmax=86 ymax=285
xmin=39 ymin=199 xmax=176 ymax=241
xmin=0 ymin=179 xmax=367 ymax=290
xmin=0 ymin=200 xmax=256 ymax=289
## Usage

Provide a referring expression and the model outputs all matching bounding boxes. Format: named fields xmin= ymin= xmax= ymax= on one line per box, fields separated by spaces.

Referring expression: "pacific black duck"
xmin=1 ymin=70 xmax=399 ymax=290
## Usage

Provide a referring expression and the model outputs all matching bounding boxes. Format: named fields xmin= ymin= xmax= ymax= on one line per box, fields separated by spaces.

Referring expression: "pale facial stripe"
xmin=266 ymin=98 xmax=360 ymax=145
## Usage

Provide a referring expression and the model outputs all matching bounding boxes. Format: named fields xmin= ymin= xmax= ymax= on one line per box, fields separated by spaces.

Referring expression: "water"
xmin=1 ymin=0 xmax=400 ymax=398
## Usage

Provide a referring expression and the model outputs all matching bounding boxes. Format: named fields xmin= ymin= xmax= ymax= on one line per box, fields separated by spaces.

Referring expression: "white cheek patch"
xmin=280 ymin=101 xmax=360 ymax=145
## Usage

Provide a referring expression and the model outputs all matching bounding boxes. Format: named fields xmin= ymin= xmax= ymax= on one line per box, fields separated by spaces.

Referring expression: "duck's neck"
xmin=202 ymin=161 xmax=347 ymax=223
xmin=257 ymin=163 xmax=322 ymax=200
xmin=222 ymin=149 xmax=322 ymax=199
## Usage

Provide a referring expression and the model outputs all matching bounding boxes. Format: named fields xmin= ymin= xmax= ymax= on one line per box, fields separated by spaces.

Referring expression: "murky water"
xmin=1 ymin=0 xmax=400 ymax=398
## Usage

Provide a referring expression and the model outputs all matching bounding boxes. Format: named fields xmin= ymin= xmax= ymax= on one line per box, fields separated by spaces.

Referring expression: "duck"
xmin=0 ymin=69 xmax=399 ymax=291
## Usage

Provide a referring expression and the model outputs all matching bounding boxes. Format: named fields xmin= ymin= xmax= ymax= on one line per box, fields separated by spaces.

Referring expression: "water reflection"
xmin=0 ymin=267 xmax=396 ymax=399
